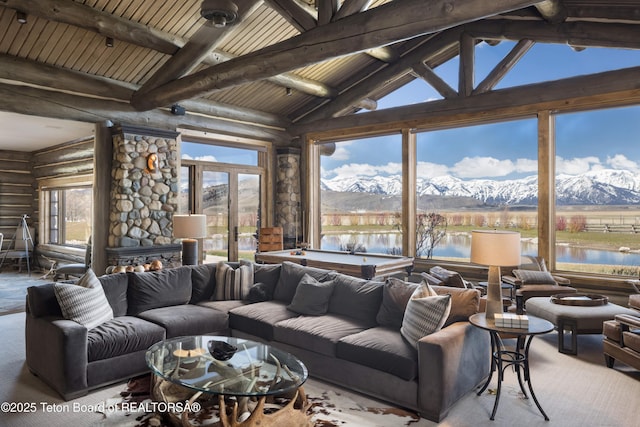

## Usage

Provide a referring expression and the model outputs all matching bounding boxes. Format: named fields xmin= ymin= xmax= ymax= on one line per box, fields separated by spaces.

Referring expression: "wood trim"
xmin=537 ymin=110 xmax=555 ymax=270
xmin=402 ymin=129 xmax=416 ymax=257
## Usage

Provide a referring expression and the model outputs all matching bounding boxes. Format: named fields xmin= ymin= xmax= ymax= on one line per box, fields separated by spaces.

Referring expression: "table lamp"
xmin=470 ymin=230 xmax=521 ymax=320
xmin=173 ymin=214 xmax=207 ymax=265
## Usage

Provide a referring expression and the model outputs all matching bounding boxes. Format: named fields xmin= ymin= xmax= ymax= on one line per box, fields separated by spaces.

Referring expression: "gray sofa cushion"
xmin=87 ymin=316 xmax=165 ymax=362
xmin=336 ymin=327 xmax=418 ymax=381
xmin=137 ymin=304 xmax=229 ymax=338
xmin=229 ymin=301 xmax=298 ymax=341
xmin=287 ymin=274 xmax=336 ymax=315
xmin=127 ymin=266 xmax=192 ymax=315
xmin=197 ymin=299 xmax=247 ymax=313
xmin=99 ymin=273 xmax=129 ymax=317
xmin=328 ymin=273 xmax=384 ymax=327
xmin=254 ymin=263 xmax=281 ymax=290
xmin=189 ymin=264 xmax=217 ymax=303
xmin=376 ymin=277 xmax=419 ymax=329
xmin=274 ymin=261 xmax=334 ymax=304
xmin=273 ymin=314 xmax=370 ymax=357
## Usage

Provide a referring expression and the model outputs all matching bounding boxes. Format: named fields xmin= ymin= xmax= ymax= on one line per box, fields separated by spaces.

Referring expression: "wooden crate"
xmin=259 ymin=227 xmax=283 ymax=252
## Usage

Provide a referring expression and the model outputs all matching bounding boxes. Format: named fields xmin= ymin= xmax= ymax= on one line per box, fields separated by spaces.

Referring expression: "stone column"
xmin=276 ymin=148 xmax=301 ymax=249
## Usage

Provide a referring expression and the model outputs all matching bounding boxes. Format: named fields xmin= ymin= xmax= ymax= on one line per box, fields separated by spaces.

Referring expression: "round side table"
xmin=469 ymin=312 xmax=554 ymax=421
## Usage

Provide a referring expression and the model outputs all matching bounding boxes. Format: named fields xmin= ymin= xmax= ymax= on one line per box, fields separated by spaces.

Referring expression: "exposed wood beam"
xmin=0 ymin=83 xmax=291 ymax=143
xmin=292 ymin=65 xmax=640 ymax=137
xmin=535 ymin=0 xmax=567 ymax=24
xmin=131 ymin=0 xmax=542 ymax=110
xmin=465 ymin=20 xmax=640 ymax=50
xmin=1 ymin=0 xmax=338 ymax=103
xmin=564 ymin=5 xmax=640 ymax=23
xmin=300 ymin=30 xmax=462 ymax=122
xmin=290 ymin=34 xmax=439 ymax=122
xmin=458 ymin=32 xmax=475 ymax=96
xmin=265 ymin=0 xmax=317 ymax=31
xmin=365 ymin=47 xmax=400 ymax=63
xmin=137 ymin=0 xmax=261 ymax=94
xmin=412 ymin=62 xmax=458 ymax=99
xmin=473 ymin=39 xmax=534 ymax=94
xmin=1 ymin=0 xmax=181 ymax=55
xmin=0 ymin=54 xmax=289 ymax=129
xmin=317 ymin=0 xmax=338 ymax=26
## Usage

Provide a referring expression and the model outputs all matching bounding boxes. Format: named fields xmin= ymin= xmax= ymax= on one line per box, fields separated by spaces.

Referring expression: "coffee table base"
xmin=151 ymin=374 xmax=313 ymax=427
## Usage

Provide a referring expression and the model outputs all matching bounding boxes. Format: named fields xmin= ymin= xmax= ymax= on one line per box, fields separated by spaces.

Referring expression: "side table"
xmin=469 ymin=312 xmax=553 ymax=421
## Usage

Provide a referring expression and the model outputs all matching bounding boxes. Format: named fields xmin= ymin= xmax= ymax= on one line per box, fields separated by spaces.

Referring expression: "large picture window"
xmin=42 ymin=185 xmax=92 ymax=246
xmin=555 ymin=106 xmax=640 ymax=277
xmin=416 ymin=119 xmax=538 ymax=261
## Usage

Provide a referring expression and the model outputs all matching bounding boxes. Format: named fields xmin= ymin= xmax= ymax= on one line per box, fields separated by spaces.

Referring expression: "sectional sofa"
xmin=25 ymin=260 xmax=490 ymax=422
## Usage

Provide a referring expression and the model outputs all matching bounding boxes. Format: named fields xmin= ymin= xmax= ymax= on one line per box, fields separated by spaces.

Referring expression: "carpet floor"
xmin=1 ymin=311 xmax=639 ymax=427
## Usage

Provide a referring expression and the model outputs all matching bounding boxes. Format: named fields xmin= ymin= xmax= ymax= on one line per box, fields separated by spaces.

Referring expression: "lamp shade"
xmin=173 ymin=214 xmax=207 ymax=239
xmin=470 ymin=230 xmax=521 ymax=267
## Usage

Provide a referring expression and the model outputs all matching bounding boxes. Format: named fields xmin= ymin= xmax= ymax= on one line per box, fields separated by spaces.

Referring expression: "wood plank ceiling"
xmin=1 ymin=0 xmax=640 ymax=146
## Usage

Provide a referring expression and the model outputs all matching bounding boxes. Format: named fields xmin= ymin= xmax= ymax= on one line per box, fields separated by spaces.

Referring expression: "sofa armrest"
xmin=416 ymin=322 xmax=490 ymax=422
xmin=553 ymin=275 xmax=571 ymax=285
xmin=502 ymin=275 xmax=520 ymax=287
xmin=615 ymin=313 xmax=640 ymax=329
xmin=25 ymin=314 xmax=88 ymax=400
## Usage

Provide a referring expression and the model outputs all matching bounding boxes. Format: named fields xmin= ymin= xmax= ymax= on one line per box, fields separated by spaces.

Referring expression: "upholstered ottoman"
xmin=525 ymin=297 xmax=638 ymax=355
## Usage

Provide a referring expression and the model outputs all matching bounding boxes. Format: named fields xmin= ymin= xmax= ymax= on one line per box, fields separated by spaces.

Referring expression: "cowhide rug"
xmin=90 ymin=375 xmax=429 ymax=427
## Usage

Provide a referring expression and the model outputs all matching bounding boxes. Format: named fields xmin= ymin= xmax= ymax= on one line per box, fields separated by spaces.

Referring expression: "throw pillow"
xmin=213 ymin=261 xmax=254 ymax=300
xmin=400 ymin=283 xmax=451 ymax=347
xmin=246 ymin=282 xmax=276 ymax=303
xmin=273 ymin=261 xmax=334 ymax=304
xmin=54 ymin=269 xmax=114 ymax=330
xmin=512 ymin=269 xmax=557 ymax=285
xmin=429 ymin=266 xmax=466 ymax=288
xmin=431 ymin=285 xmax=480 ymax=327
xmin=376 ymin=277 xmax=419 ymax=329
xmin=287 ymin=273 xmax=336 ymax=315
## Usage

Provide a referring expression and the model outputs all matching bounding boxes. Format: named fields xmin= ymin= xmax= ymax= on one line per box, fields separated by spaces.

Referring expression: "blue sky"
xmin=322 ymin=42 xmax=640 ymax=181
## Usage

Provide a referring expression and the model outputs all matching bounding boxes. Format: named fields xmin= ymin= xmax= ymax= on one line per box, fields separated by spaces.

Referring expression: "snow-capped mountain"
xmin=321 ymin=169 xmax=640 ymax=206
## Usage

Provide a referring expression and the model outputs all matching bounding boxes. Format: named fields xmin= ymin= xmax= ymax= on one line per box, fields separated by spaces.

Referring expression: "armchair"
xmin=501 ymin=255 xmax=577 ymax=313
xmin=603 ymin=295 xmax=640 ymax=371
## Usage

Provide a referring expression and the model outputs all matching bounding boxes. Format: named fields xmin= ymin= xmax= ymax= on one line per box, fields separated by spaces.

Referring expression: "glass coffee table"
xmin=146 ymin=336 xmax=310 ymax=427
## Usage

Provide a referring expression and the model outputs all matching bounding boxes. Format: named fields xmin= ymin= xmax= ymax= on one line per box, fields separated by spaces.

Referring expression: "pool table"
xmin=254 ymin=249 xmax=414 ymax=280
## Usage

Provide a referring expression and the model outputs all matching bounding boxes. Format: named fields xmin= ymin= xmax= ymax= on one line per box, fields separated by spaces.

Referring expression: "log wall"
xmin=0 ymin=150 xmax=35 ymax=250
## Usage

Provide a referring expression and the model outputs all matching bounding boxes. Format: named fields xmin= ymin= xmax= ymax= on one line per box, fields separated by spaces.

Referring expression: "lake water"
xmin=321 ymin=232 xmax=640 ymax=266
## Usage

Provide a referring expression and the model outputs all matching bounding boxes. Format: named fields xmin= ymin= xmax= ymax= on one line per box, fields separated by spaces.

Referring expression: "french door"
xmin=200 ymin=169 xmax=261 ymax=262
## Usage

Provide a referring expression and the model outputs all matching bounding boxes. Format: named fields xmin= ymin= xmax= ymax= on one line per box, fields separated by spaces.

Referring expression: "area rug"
xmin=89 ymin=375 xmax=428 ymax=427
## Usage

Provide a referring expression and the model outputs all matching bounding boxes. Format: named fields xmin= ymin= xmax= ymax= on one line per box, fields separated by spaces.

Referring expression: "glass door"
xmin=236 ymin=173 xmax=260 ymax=261
xmin=202 ymin=171 xmax=230 ymax=262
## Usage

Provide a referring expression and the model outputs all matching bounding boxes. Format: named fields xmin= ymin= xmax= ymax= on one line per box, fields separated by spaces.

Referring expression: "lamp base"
xmin=181 ymin=239 xmax=198 ymax=265
xmin=485 ymin=265 xmax=503 ymax=320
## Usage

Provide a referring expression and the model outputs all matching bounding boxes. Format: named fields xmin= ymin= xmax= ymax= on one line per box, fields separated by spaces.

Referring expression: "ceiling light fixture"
xmin=105 ymin=37 xmax=114 ymax=48
xmin=16 ymin=11 xmax=27 ymax=24
xmin=201 ymin=0 xmax=238 ymax=28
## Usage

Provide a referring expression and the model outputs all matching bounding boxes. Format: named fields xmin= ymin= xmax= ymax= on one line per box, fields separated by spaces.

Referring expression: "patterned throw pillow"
xmin=401 ymin=283 xmax=451 ymax=347
xmin=512 ymin=269 xmax=557 ymax=285
xmin=53 ymin=269 xmax=114 ymax=330
xmin=214 ymin=261 xmax=254 ymax=300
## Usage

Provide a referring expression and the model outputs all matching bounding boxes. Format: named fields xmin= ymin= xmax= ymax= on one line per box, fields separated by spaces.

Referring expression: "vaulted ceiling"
xmin=1 ymin=0 xmax=640 ymax=150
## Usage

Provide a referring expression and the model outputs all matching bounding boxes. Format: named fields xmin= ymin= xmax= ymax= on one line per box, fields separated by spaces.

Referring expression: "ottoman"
xmin=525 ymin=297 xmax=638 ymax=355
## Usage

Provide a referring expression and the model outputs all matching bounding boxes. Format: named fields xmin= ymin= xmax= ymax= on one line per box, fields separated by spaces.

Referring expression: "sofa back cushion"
xmin=189 ymin=264 xmax=217 ymax=303
xmin=376 ymin=277 xmax=419 ymax=329
xmin=273 ymin=261 xmax=334 ymax=304
xmin=429 ymin=266 xmax=467 ymax=288
xmin=127 ymin=266 xmax=192 ymax=315
xmin=98 ymin=272 xmax=129 ymax=317
xmin=328 ymin=273 xmax=384 ymax=327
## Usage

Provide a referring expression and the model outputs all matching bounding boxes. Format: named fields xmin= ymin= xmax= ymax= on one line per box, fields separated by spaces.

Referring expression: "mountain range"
xmin=321 ymin=169 xmax=640 ymax=206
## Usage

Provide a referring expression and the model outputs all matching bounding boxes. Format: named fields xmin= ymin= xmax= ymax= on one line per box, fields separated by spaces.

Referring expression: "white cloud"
xmin=417 ymin=161 xmax=449 ymax=178
xmin=330 ymin=163 xmax=380 ymax=178
xmin=606 ymin=154 xmax=639 ymax=172
xmin=514 ymin=158 xmax=538 ymax=173
xmin=331 ymin=146 xmax=351 ymax=161
xmin=450 ymin=156 xmax=516 ymax=178
xmin=556 ymin=156 xmax=601 ymax=175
